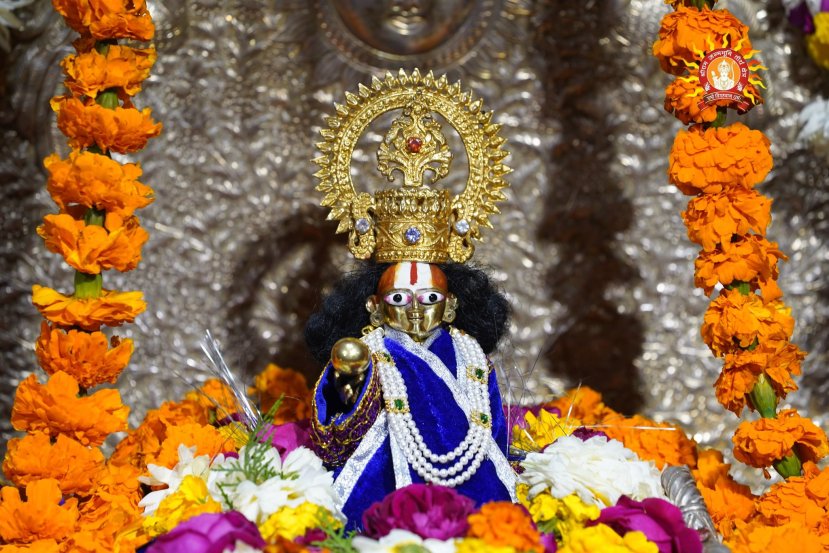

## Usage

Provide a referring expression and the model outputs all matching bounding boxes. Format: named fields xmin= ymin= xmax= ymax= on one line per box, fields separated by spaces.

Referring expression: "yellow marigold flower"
xmin=11 ymin=371 xmax=129 ymax=447
xmin=669 ymin=123 xmax=773 ymax=197
xmin=0 ymin=479 xmax=79 ymax=544
xmin=53 ymin=96 xmax=162 ymax=154
xmin=143 ymin=475 xmax=221 ymax=538
xmin=518 ymin=485 xmax=599 ymax=542
xmin=701 ymin=288 xmax=794 ymax=358
xmin=38 ymin=212 xmax=149 ymax=274
xmin=511 ymin=409 xmax=582 ymax=452
xmin=259 ymin=502 xmax=334 ymax=542
xmin=3 ymin=433 xmax=104 ymax=496
xmin=52 ymin=0 xmax=155 ymax=41
xmin=732 ymin=409 xmax=829 ymax=469
xmin=61 ymin=43 xmax=156 ymax=99
xmin=32 ymin=285 xmax=146 ymax=331
xmin=45 ymin=151 xmax=154 ymax=219
xmin=560 ymin=524 xmax=658 ymax=553
xmin=251 ymin=363 xmax=312 ymax=423
xmin=807 ymin=13 xmax=829 ymax=71
xmin=35 ymin=321 xmax=133 ymax=388
xmin=456 ymin=538 xmax=517 ymax=553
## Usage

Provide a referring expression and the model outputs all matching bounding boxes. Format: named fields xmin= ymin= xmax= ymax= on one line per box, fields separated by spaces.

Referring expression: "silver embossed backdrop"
xmin=1 ymin=0 xmax=828 ymax=485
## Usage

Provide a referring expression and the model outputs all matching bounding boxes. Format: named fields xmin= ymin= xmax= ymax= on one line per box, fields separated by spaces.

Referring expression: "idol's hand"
xmin=331 ymin=338 xmax=370 ymax=406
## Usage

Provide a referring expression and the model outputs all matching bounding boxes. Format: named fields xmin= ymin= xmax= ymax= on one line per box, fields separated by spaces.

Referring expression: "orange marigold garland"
xmin=655 ymin=1 xmax=829 ymax=547
xmin=0 ymin=0 xmax=160 ymax=551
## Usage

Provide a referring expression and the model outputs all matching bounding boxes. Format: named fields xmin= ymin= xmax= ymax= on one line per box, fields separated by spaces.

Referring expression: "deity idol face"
xmin=369 ymin=262 xmax=455 ymax=341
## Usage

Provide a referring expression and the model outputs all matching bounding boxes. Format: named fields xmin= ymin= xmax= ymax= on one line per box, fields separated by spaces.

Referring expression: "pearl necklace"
xmin=367 ymin=327 xmax=493 ymax=487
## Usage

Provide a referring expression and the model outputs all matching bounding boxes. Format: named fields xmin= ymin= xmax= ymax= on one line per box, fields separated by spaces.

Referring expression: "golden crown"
xmin=313 ymin=69 xmax=510 ymax=263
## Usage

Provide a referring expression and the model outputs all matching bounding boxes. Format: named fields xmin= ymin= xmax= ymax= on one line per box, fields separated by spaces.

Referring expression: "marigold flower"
xmin=456 ymin=538 xmax=517 ymax=553
xmin=52 ymin=0 xmax=155 ymax=41
xmin=53 ymin=96 xmax=162 ymax=153
xmin=251 ymin=363 xmax=312 ymax=423
xmin=78 ymin=461 xmax=144 ymax=532
xmin=35 ymin=321 xmax=133 ymax=388
xmin=38 ymin=212 xmax=149 ymax=274
xmin=184 ymin=379 xmax=241 ymax=420
xmin=11 ymin=371 xmax=129 ymax=446
xmin=110 ymin=399 xmax=209 ymax=469
xmin=701 ymin=288 xmax=794 ymax=357
xmin=467 ymin=502 xmax=543 ymax=553
xmin=694 ymin=234 xmax=786 ymax=300
xmin=692 ymin=449 xmax=757 ymax=538
xmin=517 ymin=485 xmax=599 ymax=541
xmin=44 ymin=151 xmax=153 ymax=218
xmin=259 ymin=502 xmax=330 ymax=543
xmin=601 ymin=413 xmax=697 ymax=470
xmin=148 ymin=422 xmax=237 ymax=469
xmin=807 ymin=13 xmax=829 ymax=71
xmin=3 ymin=433 xmax=104 ymax=496
xmin=32 ymin=285 xmax=146 ymax=331
xmin=0 ymin=479 xmax=79 ymax=544
xmin=663 ymin=74 xmax=720 ymax=125
xmin=664 ymin=72 xmax=763 ymax=125
xmin=726 ymin=519 xmax=826 ymax=553
xmin=559 ymin=523 xmax=658 ymax=553
xmin=756 ymin=462 xmax=829 ymax=530
xmin=62 ymin=44 xmax=156 ymax=99
xmin=669 ymin=123 xmax=772 ymax=196
xmin=732 ymin=409 xmax=829 ymax=469
xmin=545 ymin=386 xmax=613 ymax=425
xmin=716 ymin=340 xmax=804 ymax=415
xmin=682 ymin=189 xmax=772 ymax=252
xmin=653 ymin=6 xmax=750 ymax=75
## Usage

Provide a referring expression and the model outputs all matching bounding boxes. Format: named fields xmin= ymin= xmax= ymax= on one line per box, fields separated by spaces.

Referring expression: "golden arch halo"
xmin=313 ymin=68 xmax=511 ymax=263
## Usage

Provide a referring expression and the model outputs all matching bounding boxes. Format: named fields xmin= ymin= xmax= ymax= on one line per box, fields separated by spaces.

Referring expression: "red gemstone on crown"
xmin=406 ymin=137 xmax=423 ymax=153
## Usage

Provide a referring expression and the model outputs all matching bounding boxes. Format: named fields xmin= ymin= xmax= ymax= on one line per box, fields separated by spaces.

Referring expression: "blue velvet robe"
xmin=314 ymin=328 xmax=516 ymax=529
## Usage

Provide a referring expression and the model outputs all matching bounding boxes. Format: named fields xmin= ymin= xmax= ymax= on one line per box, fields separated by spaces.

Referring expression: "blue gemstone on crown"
xmin=404 ymin=226 xmax=422 ymax=244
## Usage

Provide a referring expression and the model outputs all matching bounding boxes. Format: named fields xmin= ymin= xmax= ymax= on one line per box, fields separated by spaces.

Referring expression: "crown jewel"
xmin=313 ymin=69 xmax=510 ymax=263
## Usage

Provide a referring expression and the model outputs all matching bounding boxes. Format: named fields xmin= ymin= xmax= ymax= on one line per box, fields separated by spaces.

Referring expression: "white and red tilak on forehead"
xmin=377 ymin=262 xmax=448 ymax=294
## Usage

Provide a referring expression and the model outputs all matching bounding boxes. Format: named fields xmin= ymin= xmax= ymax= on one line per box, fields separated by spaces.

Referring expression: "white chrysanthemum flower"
xmin=352 ymin=530 xmax=457 ymax=553
xmin=519 ymin=435 xmax=665 ymax=507
xmin=209 ymin=444 xmax=341 ymax=525
xmin=139 ymin=444 xmax=223 ymax=515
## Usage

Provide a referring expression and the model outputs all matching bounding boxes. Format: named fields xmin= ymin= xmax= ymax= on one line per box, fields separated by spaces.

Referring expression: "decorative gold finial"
xmin=313 ymin=69 xmax=510 ymax=263
xmin=377 ymin=97 xmax=452 ymax=188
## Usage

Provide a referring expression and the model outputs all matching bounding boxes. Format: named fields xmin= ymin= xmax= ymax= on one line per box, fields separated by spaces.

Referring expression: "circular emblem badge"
xmin=698 ymin=48 xmax=750 ymax=110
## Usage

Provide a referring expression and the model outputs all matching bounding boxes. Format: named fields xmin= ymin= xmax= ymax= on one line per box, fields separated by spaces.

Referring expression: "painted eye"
xmin=417 ymin=291 xmax=445 ymax=305
xmin=384 ymin=292 xmax=412 ymax=306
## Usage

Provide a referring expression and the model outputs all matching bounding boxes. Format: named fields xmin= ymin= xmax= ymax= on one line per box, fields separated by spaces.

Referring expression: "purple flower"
xmin=362 ymin=483 xmax=476 ymax=540
xmin=789 ymin=2 xmax=816 ymax=34
xmin=147 ymin=511 xmax=265 ymax=553
xmin=257 ymin=420 xmax=312 ymax=459
xmin=590 ymin=496 xmax=702 ymax=553
xmin=505 ymin=404 xmax=562 ymax=429
xmin=570 ymin=427 xmax=608 ymax=441
xmin=540 ymin=532 xmax=558 ymax=552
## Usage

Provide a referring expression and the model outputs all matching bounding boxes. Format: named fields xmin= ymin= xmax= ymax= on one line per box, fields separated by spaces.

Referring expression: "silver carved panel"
xmin=1 ymin=0 xmax=827 ymax=488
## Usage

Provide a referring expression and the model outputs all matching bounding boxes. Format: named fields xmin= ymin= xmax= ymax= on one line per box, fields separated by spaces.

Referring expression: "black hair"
xmin=304 ymin=262 xmax=511 ymax=365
